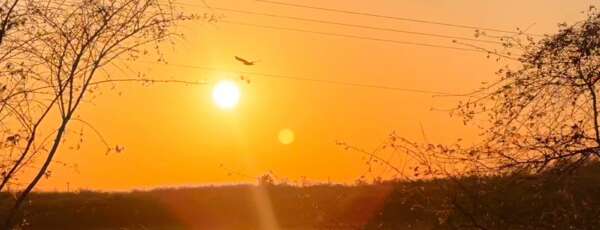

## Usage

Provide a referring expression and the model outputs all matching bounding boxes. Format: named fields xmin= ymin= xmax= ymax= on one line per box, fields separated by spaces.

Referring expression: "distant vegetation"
xmin=1 ymin=161 xmax=599 ymax=229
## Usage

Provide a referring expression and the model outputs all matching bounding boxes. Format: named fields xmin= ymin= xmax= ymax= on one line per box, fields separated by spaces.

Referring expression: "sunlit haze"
xmin=24 ymin=0 xmax=597 ymax=192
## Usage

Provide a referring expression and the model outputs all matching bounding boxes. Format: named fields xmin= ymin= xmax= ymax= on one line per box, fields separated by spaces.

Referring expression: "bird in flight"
xmin=235 ymin=56 xmax=257 ymax=66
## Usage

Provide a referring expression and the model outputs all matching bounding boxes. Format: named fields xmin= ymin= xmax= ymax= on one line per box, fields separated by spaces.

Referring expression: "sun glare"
xmin=278 ymin=129 xmax=295 ymax=145
xmin=213 ymin=80 xmax=240 ymax=109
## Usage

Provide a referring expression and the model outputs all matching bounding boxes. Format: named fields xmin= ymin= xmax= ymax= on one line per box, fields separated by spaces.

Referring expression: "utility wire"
xmin=221 ymin=20 xmax=484 ymax=53
xmin=255 ymin=0 xmax=541 ymax=36
xmin=142 ymin=61 xmax=455 ymax=95
xmin=159 ymin=1 xmax=513 ymax=55
xmin=169 ymin=2 xmax=502 ymax=44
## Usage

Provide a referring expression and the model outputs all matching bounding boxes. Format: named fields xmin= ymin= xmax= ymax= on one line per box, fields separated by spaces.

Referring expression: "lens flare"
xmin=278 ymin=129 xmax=295 ymax=145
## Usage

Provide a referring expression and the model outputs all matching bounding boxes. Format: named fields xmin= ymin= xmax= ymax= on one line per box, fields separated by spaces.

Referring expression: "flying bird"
xmin=235 ymin=56 xmax=257 ymax=66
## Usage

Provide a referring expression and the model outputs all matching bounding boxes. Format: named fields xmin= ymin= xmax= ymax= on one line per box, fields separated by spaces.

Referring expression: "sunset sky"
xmin=33 ymin=0 xmax=599 ymax=191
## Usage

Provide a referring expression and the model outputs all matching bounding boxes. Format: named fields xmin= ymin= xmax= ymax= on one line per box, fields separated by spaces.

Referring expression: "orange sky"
xmin=29 ymin=0 xmax=599 ymax=191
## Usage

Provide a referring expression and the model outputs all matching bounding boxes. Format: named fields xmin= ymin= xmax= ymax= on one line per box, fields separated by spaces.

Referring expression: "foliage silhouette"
xmin=0 ymin=0 xmax=204 ymax=227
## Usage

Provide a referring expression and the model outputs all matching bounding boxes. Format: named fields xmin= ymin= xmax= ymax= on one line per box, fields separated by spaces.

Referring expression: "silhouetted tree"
xmin=373 ymin=7 xmax=600 ymax=178
xmin=0 ymin=0 xmax=203 ymax=227
xmin=344 ymin=6 xmax=600 ymax=229
xmin=0 ymin=0 xmax=46 ymax=192
xmin=450 ymin=6 xmax=600 ymax=174
xmin=258 ymin=174 xmax=276 ymax=186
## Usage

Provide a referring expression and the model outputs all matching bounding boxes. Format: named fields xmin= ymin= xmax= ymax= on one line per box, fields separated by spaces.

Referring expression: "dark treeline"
xmin=1 ymin=161 xmax=599 ymax=230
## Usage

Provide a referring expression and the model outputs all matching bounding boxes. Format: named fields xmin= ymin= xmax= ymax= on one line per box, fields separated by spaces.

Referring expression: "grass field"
xmin=2 ymin=162 xmax=600 ymax=229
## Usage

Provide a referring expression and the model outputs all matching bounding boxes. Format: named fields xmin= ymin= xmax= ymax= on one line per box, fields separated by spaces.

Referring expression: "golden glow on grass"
xmin=278 ymin=129 xmax=295 ymax=145
xmin=212 ymin=80 xmax=240 ymax=109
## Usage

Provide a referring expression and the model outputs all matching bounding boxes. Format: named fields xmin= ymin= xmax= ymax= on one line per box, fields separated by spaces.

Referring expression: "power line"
xmin=143 ymin=61 xmax=455 ymax=95
xmin=255 ymin=0 xmax=540 ymax=36
xmin=170 ymin=2 xmax=502 ymax=45
xmin=158 ymin=1 xmax=511 ymax=55
xmin=221 ymin=20 xmax=485 ymax=53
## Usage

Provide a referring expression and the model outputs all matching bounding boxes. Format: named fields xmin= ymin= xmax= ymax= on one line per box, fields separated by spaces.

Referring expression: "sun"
xmin=212 ymin=80 xmax=240 ymax=109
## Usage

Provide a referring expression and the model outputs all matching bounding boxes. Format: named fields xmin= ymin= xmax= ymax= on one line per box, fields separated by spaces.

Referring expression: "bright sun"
xmin=212 ymin=80 xmax=240 ymax=109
